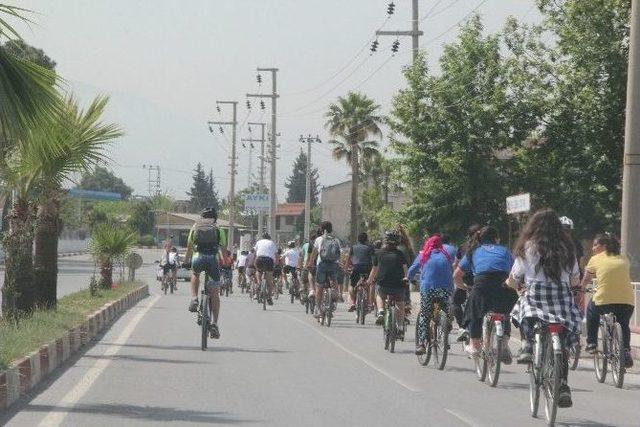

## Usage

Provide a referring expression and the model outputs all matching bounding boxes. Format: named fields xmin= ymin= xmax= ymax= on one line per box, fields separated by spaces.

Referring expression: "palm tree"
xmin=325 ymin=92 xmax=382 ymax=243
xmin=33 ymin=96 xmax=122 ymax=309
xmin=89 ymin=224 xmax=137 ymax=289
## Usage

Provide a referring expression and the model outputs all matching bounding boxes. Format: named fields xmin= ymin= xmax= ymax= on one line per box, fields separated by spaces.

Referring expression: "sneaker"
xmin=267 ymin=298 xmax=274 ymax=306
xmin=375 ymin=312 xmax=384 ymax=325
xmin=188 ymin=298 xmax=198 ymax=313
xmin=501 ymin=347 xmax=513 ymax=365
xmin=348 ymin=304 xmax=356 ymax=312
xmin=624 ymin=350 xmax=634 ymax=368
xmin=558 ymin=384 xmax=573 ymax=408
xmin=209 ymin=323 xmax=220 ymax=339
xmin=415 ymin=345 xmax=427 ymax=355
xmin=456 ymin=330 xmax=469 ymax=343
xmin=585 ymin=343 xmax=597 ymax=354
xmin=517 ymin=343 xmax=533 ymax=364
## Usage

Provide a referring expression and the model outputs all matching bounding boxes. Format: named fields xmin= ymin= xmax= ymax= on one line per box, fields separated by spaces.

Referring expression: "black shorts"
xmin=350 ymin=264 xmax=371 ymax=287
xmin=273 ymin=265 xmax=282 ymax=278
xmin=255 ymin=256 xmax=274 ymax=272
xmin=283 ymin=265 xmax=296 ymax=274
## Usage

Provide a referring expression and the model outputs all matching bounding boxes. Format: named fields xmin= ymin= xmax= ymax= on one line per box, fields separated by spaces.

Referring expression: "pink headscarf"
xmin=419 ymin=235 xmax=452 ymax=266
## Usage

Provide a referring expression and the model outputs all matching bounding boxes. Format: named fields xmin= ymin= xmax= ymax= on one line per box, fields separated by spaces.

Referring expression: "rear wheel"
xmin=201 ymin=297 xmax=209 ymax=351
xmin=543 ymin=340 xmax=562 ymax=426
xmin=437 ymin=310 xmax=450 ymax=370
xmin=388 ymin=308 xmax=396 ymax=353
xmin=594 ymin=324 xmax=608 ymax=383
xmin=529 ymin=360 xmax=541 ymax=418
xmin=487 ymin=324 xmax=502 ymax=387
xmin=611 ymin=322 xmax=625 ymax=388
xmin=569 ymin=340 xmax=580 ymax=371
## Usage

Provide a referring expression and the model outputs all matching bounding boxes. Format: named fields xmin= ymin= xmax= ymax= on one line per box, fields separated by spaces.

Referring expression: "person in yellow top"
xmin=581 ymin=233 xmax=635 ymax=368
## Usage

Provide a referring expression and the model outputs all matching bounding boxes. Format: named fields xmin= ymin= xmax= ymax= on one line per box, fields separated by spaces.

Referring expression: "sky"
xmin=15 ymin=0 xmax=541 ymax=201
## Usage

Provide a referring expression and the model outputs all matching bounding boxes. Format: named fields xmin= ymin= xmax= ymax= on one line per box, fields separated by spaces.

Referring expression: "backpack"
xmin=193 ymin=218 xmax=219 ymax=252
xmin=319 ymin=234 xmax=341 ymax=262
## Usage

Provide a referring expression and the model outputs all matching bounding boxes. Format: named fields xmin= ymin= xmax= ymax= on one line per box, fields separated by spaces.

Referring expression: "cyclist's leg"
xmin=585 ymin=299 xmax=601 ymax=348
xmin=209 ymin=286 xmax=220 ymax=323
xmin=418 ymin=291 xmax=431 ymax=344
xmin=349 ymin=269 xmax=359 ymax=308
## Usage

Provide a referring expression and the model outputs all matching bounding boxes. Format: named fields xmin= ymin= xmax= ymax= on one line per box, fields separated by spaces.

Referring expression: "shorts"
xmin=316 ymin=261 xmax=338 ymax=287
xmin=192 ymin=253 xmax=220 ymax=287
xmin=238 ymin=266 xmax=246 ymax=274
xmin=273 ymin=265 xmax=282 ymax=278
xmin=256 ymin=256 xmax=274 ymax=272
xmin=162 ymin=264 xmax=176 ymax=275
xmin=350 ymin=264 xmax=371 ymax=287
xmin=376 ymin=285 xmax=405 ymax=299
xmin=283 ymin=265 xmax=298 ymax=280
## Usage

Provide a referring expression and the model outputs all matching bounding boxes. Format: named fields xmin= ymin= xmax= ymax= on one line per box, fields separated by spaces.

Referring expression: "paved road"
xmin=2 ymin=256 xmax=639 ymax=426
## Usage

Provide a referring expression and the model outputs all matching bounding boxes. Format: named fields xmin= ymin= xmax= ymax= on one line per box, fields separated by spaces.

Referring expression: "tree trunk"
xmin=350 ymin=148 xmax=359 ymax=244
xmin=33 ymin=189 xmax=62 ymax=310
xmin=2 ymin=197 xmax=36 ymax=315
xmin=100 ymin=261 xmax=113 ymax=289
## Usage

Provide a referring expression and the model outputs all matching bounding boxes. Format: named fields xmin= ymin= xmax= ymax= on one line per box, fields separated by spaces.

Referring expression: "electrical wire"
xmin=419 ymin=0 xmax=446 ymax=23
xmin=420 ymin=0 xmax=463 ymax=23
xmin=425 ymin=0 xmax=489 ymax=46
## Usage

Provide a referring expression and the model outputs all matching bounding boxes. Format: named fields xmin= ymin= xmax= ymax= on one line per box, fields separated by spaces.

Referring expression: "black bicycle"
xmin=355 ymin=277 xmax=368 ymax=325
xmin=415 ymin=298 xmax=450 ymax=370
xmin=288 ymin=269 xmax=301 ymax=304
xmin=257 ymin=275 xmax=268 ymax=311
xmin=197 ymin=272 xmax=212 ymax=351
xmin=320 ymin=284 xmax=335 ymax=327
xmin=383 ymin=294 xmax=403 ymax=353
xmin=221 ymin=270 xmax=232 ymax=297
xmin=475 ymin=312 xmax=506 ymax=387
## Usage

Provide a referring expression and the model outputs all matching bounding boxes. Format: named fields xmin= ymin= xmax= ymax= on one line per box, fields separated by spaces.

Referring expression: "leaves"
xmin=89 ymin=224 xmax=137 ymax=264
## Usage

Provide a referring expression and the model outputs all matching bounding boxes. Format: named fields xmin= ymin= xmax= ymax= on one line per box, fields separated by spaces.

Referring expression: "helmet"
xmin=287 ymin=240 xmax=295 ymax=248
xmin=201 ymin=207 xmax=217 ymax=219
xmin=384 ymin=230 xmax=400 ymax=245
xmin=559 ymin=216 xmax=574 ymax=229
xmin=262 ymin=232 xmax=271 ymax=240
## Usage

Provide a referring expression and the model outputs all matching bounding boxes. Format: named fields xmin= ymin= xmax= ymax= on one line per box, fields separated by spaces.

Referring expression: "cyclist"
xmin=508 ymin=208 xmax=582 ymax=408
xmin=397 ymin=224 xmax=416 ymax=318
xmin=453 ymin=225 xmax=480 ymax=341
xmin=346 ymin=232 xmax=374 ymax=312
xmin=581 ymin=233 xmax=635 ymax=368
xmin=236 ymin=250 xmax=248 ymax=290
xmin=184 ymin=207 xmax=225 ymax=339
xmin=299 ymin=230 xmax=317 ymax=303
xmin=309 ymin=221 xmax=341 ymax=318
xmin=454 ymin=226 xmax=516 ymax=363
xmin=219 ymin=248 xmax=234 ymax=293
xmin=283 ymin=241 xmax=300 ymax=293
xmin=273 ymin=247 xmax=284 ymax=293
xmin=160 ymin=246 xmax=180 ymax=290
xmin=254 ymin=232 xmax=277 ymax=305
xmin=368 ymin=230 xmax=409 ymax=336
xmin=246 ymin=248 xmax=258 ymax=294
xmin=409 ymin=235 xmax=454 ymax=355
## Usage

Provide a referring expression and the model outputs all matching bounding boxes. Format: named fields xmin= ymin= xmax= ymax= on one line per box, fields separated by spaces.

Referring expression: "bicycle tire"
xmin=389 ymin=306 xmax=396 ymax=353
xmin=487 ymin=323 xmax=502 ymax=387
xmin=611 ymin=322 xmax=625 ymax=388
xmin=594 ymin=324 xmax=608 ymax=383
xmin=437 ymin=310 xmax=450 ymax=370
xmin=163 ymin=278 xmax=168 ymax=295
xmin=543 ymin=340 xmax=562 ymax=426
xmin=201 ymin=296 xmax=209 ymax=351
xmin=529 ymin=358 xmax=541 ymax=418
xmin=325 ymin=293 xmax=332 ymax=327
xmin=415 ymin=313 xmax=429 ymax=366
xmin=569 ymin=341 xmax=580 ymax=371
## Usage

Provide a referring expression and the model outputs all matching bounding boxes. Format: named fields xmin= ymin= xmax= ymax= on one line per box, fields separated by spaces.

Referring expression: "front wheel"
xmin=611 ymin=322 xmax=625 ymax=388
xmin=594 ymin=324 xmax=608 ymax=383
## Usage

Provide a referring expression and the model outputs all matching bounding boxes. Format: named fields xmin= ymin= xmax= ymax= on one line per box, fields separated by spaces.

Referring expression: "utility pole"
xmin=247 ymin=68 xmax=279 ymax=238
xmin=299 ymin=135 xmax=321 ymax=242
xmin=243 ymin=122 xmax=267 ymax=236
xmin=143 ymin=164 xmax=161 ymax=197
xmin=375 ymin=0 xmax=423 ymax=62
xmin=622 ymin=0 xmax=640 ymax=281
xmin=208 ymin=101 xmax=238 ymax=250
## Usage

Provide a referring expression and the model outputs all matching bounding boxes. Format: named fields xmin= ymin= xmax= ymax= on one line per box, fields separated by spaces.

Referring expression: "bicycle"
xmin=257 ymin=275 xmax=268 ymax=311
xmin=594 ymin=311 xmax=626 ymax=388
xmin=382 ymin=294 xmax=403 ymax=353
xmin=528 ymin=320 xmax=566 ymax=426
xmin=288 ymin=270 xmax=301 ymax=304
xmin=474 ymin=312 xmax=506 ymax=387
xmin=319 ymin=283 xmax=335 ymax=327
xmin=161 ymin=271 xmax=176 ymax=295
xmin=196 ymin=272 xmax=212 ymax=351
xmin=306 ymin=293 xmax=315 ymax=315
xmin=239 ymin=271 xmax=248 ymax=293
xmin=415 ymin=298 xmax=450 ymax=370
xmin=355 ymin=278 xmax=368 ymax=325
xmin=221 ymin=270 xmax=232 ymax=297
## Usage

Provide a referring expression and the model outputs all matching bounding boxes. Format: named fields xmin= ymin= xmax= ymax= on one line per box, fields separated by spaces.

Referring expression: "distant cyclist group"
xmin=162 ymin=205 xmax=635 ymax=425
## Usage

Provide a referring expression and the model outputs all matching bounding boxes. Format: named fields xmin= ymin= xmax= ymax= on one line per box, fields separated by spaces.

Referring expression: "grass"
xmin=0 ymin=281 xmax=142 ymax=370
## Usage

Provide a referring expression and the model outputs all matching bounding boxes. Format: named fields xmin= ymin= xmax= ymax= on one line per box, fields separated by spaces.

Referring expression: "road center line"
xmin=279 ymin=312 xmax=421 ymax=392
xmin=444 ymin=408 xmax=482 ymax=427
xmin=37 ymin=294 xmax=161 ymax=427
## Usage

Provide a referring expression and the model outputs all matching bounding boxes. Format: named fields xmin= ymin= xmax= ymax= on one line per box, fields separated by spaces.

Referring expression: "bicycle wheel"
xmin=163 ymin=278 xmax=168 ymax=295
xmin=569 ymin=340 xmax=580 ymax=371
xmin=437 ymin=310 xmax=450 ymax=370
xmin=543 ymin=339 xmax=562 ymax=426
xmin=487 ymin=323 xmax=502 ymax=387
xmin=416 ymin=312 xmax=430 ymax=366
xmin=529 ymin=356 xmax=541 ymax=418
xmin=356 ymin=290 xmax=362 ymax=324
xmin=611 ymin=322 xmax=625 ymax=388
xmin=201 ymin=296 xmax=209 ymax=351
xmin=383 ymin=309 xmax=390 ymax=350
xmin=594 ymin=324 xmax=608 ymax=383
xmin=475 ymin=321 xmax=488 ymax=382
xmin=389 ymin=307 xmax=396 ymax=353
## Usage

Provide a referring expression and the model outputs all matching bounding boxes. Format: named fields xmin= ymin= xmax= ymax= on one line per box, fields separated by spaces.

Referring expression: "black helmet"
xmin=262 ymin=232 xmax=271 ymax=240
xmin=201 ymin=207 xmax=217 ymax=219
xmin=384 ymin=230 xmax=400 ymax=245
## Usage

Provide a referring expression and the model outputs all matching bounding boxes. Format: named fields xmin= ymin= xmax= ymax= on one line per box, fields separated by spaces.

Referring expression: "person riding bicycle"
xmin=246 ymin=248 xmax=258 ymax=291
xmin=160 ymin=246 xmax=180 ymax=289
xmin=454 ymin=226 xmax=516 ymax=363
xmin=184 ymin=207 xmax=226 ymax=339
xmin=397 ymin=224 xmax=416 ymax=318
xmin=346 ymin=232 xmax=374 ymax=312
xmin=282 ymin=241 xmax=300 ymax=292
xmin=236 ymin=250 xmax=248 ymax=288
xmin=409 ymin=235 xmax=454 ymax=355
xmin=508 ymin=208 xmax=582 ymax=408
xmin=299 ymin=230 xmax=317 ymax=303
xmin=581 ymin=233 xmax=635 ymax=368
xmin=368 ymin=230 xmax=409 ymax=337
xmin=453 ymin=225 xmax=481 ymax=342
xmin=254 ymin=232 xmax=278 ymax=305
xmin=273 ymin=247 xmax=284 ymax=293
xmin=219 ymin=248 xmax=234 ymax=293
xmin=309 ymin=221 xmax=341 ymax=318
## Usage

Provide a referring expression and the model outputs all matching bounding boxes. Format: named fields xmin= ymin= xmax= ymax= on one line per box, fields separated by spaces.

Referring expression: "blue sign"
xmin=68 ymin=188 xmax=122 ymax=201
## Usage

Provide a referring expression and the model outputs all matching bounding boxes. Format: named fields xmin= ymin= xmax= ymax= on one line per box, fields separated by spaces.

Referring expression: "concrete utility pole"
xmin=208 ymin=101 xmax=238 ymax=250
xmin=376 ymin=0 xmax=423 ymax=62
xmin=622 ymin=0 xmax=640 ymax=281
xmin=243 ymin=121 xmax=267 ymax=236
xmin=247 ymin=68 xmax=279 ymax=237
xmin=299 ymin=134 xmax=321 ymax=242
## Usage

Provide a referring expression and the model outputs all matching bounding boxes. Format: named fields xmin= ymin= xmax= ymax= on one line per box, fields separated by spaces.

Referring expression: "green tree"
xmin=3 ymin=39 xmax=56 ymax=70
xmin=89 ymin=224 xmax=136 ymax=289
xmin=187 ymin=163 xmax=219 ymax=213
xmin=78 ymin=166 xmax=132 ymax=199
xmin=325 ymin=91 xmax=382 ymax=243
xmin=284 ymin=148 xmax=319 ymax=207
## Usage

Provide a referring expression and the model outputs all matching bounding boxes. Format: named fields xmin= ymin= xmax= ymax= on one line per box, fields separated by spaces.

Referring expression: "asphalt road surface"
xmin=2 ymin=251 xmax=639 ymax=426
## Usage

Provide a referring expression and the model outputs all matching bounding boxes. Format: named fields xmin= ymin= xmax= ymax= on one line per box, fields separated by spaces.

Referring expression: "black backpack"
xmin=193 ymin=218 xmax=219 ymax=252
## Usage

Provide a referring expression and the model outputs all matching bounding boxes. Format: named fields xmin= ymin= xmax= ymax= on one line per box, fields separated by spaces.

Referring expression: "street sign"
xmin=506 ymin=193 xmax=531 ymax=214
xmin=244 ymin=193 xmax=270 ymax=210
xmin=68 ymin=188 xmax=122 ymax=201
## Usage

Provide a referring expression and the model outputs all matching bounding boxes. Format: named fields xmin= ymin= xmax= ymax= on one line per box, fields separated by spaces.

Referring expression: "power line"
xmin=425 ymin=0 xmax=489 ymax=46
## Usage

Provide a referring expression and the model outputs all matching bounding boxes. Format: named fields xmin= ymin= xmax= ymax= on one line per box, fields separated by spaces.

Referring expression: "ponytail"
xmin=594 ymin=233 xmax=621 ymax=256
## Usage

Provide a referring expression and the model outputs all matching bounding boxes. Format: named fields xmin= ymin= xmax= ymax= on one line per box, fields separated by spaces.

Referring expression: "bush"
xmin=138 ymin=234 xmax=155 ymax=246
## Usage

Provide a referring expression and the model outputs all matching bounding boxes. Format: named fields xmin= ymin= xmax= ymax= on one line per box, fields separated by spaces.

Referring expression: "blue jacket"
xmin=408 ymin=250 xmax=454 ymax=293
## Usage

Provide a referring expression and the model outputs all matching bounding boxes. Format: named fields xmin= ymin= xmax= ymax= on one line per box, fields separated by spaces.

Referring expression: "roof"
xmin=276 ymin=203 xmax=305 ymax=216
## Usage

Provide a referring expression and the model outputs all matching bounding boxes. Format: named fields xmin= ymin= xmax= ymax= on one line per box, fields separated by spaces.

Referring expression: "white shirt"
xmin=161 ymin=251 xmax=179 ymax=266
xmin=283 ymin=248 xmax=299 ymax=267
xmin=254 ymin=239 xmax=278 ymax=261
xmin=237 ymin=253 xmax=248 ymax=268
xmin=511 ymin=242 xmax=579 ymax=284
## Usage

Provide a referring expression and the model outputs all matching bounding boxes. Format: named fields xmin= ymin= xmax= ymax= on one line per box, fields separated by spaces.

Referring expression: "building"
xmin=154 ymin=211 xmax=246 ymax=248
xmin=275 ymin=202 xmax=305 ymax=244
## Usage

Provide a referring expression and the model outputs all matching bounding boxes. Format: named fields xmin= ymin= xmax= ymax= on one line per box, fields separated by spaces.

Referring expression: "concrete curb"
xmin=0 ymin=284 xmax=149 ymax=411
xmin=58 ymin=251 xmax=88 ymax=258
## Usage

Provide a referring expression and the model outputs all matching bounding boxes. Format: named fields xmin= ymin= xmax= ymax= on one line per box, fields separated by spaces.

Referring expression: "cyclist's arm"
xmin=580 ymin=270 xmax=594 ymax=290
xmin=308 ymin=247 xmax=319 ymax=268
xmin=407 ymin=255 xmax=420 ymax=280
xmin=184 ymin=227 xmax=195 ymax=263
xmin=367 ymin=265 xmax=378 ymax=284
xmin=453 ymin=266 xmax=466 ymax=289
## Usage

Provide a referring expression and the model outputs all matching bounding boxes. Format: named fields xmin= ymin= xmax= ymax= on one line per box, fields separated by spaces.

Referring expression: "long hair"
xmin=514 ymin=208 xmax=576 ymax=283
xmin=594 ymin=233 xmax=621 ymax=256
xmin=419 ymin=235 xmax=451 ymax=266
xmin=397 ymin=223 xmax=415 ymax=258
xmin=466 ymin=226 xmax=499 ymax=260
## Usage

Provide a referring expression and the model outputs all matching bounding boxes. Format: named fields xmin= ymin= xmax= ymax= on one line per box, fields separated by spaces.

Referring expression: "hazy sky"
xmin=16 ymin=0 xmax=541 ymax=201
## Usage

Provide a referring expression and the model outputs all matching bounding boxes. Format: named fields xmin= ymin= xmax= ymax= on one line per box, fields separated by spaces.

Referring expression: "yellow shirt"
xmin=586 ymin=252 xmax=635 ymax=306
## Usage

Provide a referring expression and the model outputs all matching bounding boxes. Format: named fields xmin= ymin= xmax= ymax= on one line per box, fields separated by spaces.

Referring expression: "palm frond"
xmin=89 ymin=223 xmax=137 ymax=263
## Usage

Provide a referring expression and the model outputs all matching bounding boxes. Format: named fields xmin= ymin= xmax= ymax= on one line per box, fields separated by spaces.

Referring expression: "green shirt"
xmin=187 ymin=224 xmax=227 ymax=254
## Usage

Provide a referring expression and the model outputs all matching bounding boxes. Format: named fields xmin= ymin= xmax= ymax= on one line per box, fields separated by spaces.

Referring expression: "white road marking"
xmin=445 ymin=408 xmax=481 ymax=427
xmin=279 ymin=312 xmax=421 ymax=392
xmin=37 ymin=295 xmax=161 ymax=427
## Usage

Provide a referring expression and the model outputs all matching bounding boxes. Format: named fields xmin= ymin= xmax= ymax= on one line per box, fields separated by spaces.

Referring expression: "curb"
xmin=0 ymin=284 xmax=149 ymax=411
xmin=58 ymin=251 xmax=88 ymax=258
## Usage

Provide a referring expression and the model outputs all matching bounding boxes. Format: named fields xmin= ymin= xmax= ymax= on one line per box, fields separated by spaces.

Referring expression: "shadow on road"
xmin=81 ymin=354 xmax=211 ymax=365
xmin=21 ymin=403 xmax=257 ymax=424
xmin=97 ymin=342 xmax=290 ymax=354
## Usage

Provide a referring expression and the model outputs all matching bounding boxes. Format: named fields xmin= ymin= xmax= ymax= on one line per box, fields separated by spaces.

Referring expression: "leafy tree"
xmin=325 ymin=91 xmax=382 ymax=243
xmin=78 ymin=166 xmax=132 ymax=199
xmin=284 ymin=148 xmax=319 ymax=207
xmin=187 ymin=163 xmax=219 ymax=213
xmin=3 ymin=39 xmax=56 ymax=70
xmin=89 ymin=224 xmax=136 ymax=289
